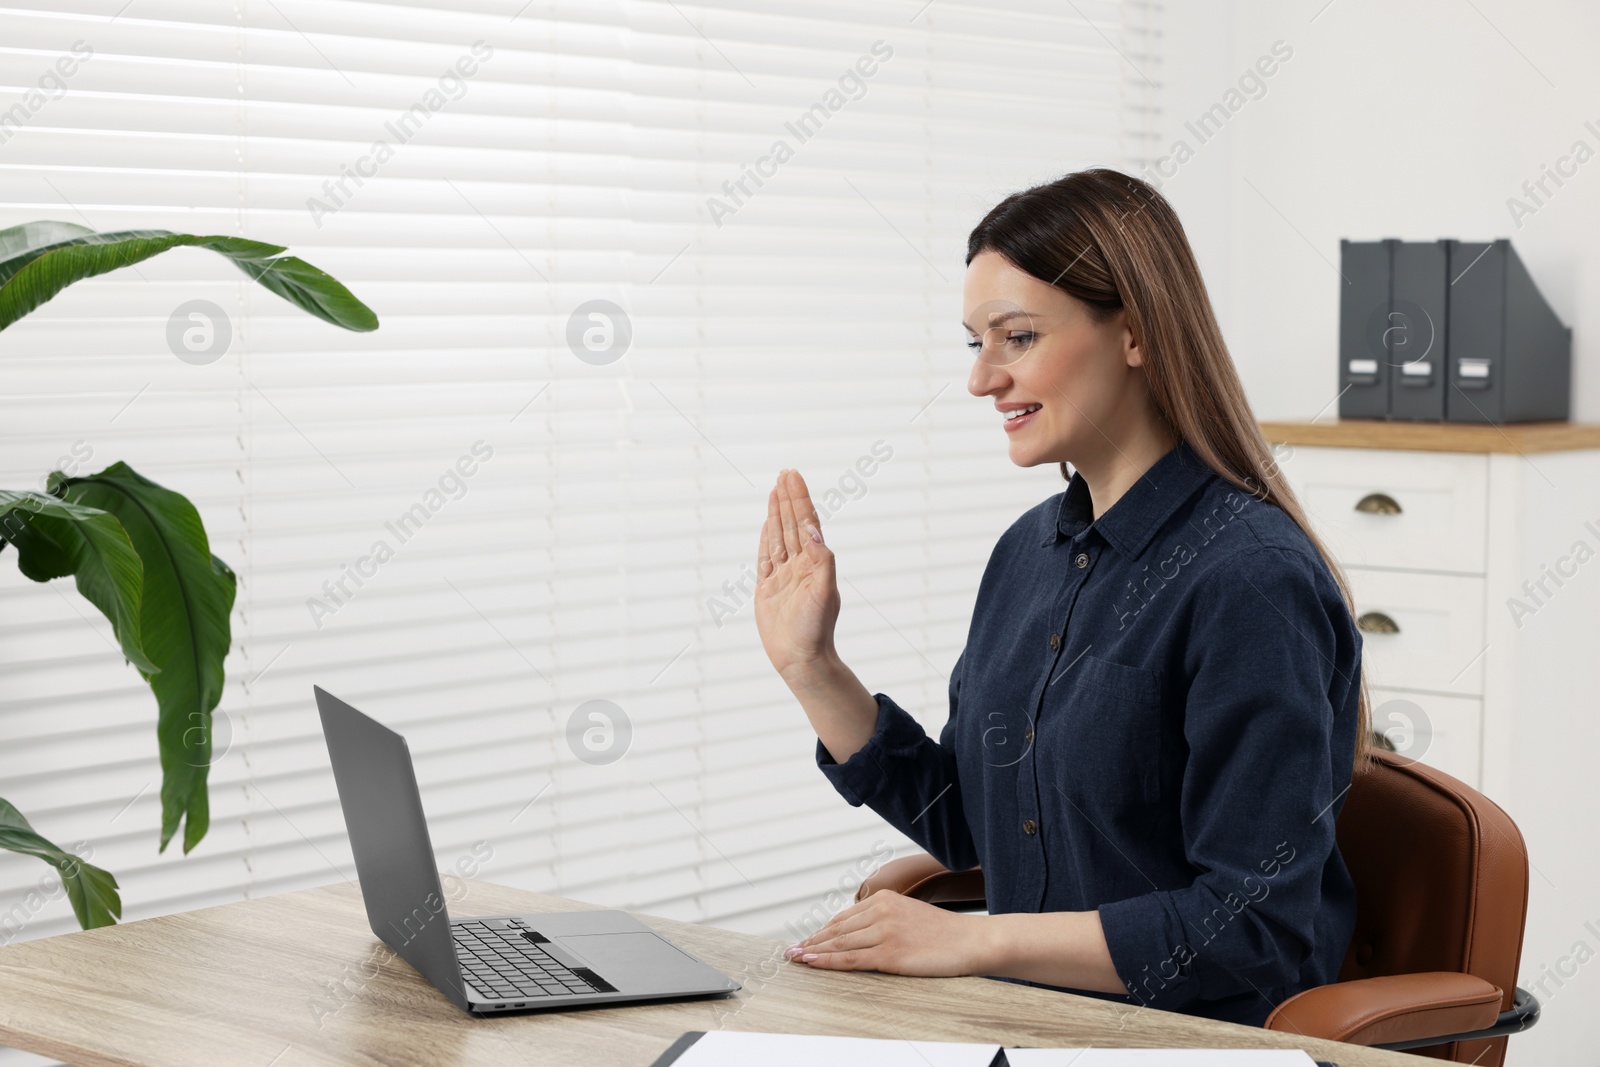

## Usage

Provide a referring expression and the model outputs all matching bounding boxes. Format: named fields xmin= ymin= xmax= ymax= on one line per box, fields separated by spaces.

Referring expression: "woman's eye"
xmin=1006 ymin=332 xmax=1034 ymax=347
xmin=965 ymin=339 xmax=982 ymax=351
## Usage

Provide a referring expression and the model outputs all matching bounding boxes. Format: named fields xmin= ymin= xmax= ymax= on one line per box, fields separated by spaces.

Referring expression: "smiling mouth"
xmin=1003 ymin=404 xmax=1042 ymax=422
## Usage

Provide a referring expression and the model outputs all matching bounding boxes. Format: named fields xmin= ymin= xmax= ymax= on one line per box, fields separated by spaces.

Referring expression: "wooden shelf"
xmin=1257 ymin=419 xmax=1600 ymax=454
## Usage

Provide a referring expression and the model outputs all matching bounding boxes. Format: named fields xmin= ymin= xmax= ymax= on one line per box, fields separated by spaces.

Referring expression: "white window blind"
xmin=0 ymin=0 xmax=1160 ymax=1053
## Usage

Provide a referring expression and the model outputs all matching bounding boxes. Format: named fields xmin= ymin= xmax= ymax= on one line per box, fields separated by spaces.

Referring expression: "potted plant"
xmin=0 ymin=221 xmax=378 ymax=931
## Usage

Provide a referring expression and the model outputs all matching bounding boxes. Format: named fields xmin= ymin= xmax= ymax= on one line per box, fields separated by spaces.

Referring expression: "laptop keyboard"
xmin=452 ymin=919 xmax=606 ymax=1001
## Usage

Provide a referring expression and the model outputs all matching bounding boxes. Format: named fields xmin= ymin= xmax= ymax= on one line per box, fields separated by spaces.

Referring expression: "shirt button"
xmin=1025 ymin=726 xmax=1034 ymax=743
xmin=1048 ymin=633 xmax=1060 ymax=650
xmin=1074 ymin=552 xmax=1089 ymax=569
xmin=1022 ymin=819 xmax=1037 ymax=835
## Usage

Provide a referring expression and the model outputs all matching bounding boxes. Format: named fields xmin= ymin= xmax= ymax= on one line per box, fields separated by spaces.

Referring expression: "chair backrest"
xmin=1335 ymin=749 xmax=1530 ymax=1064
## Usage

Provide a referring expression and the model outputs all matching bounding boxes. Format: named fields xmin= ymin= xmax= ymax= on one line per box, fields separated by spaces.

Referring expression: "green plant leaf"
xmin=56 ymin=464 xmax=236 ymax=854
xmin=0 ymin=222 xmax=379 ymax=333
xmin=0 ymin=797 xmax=121 ymax=930
xmin=0 ymin=489 xmax=157 ymax=673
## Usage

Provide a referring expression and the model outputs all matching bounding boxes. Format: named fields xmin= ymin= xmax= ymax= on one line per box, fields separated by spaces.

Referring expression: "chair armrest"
xmin=856 ymin=854 xmax=985 ymax=908
xmin=1264 ymin=972 xmax=1503 ymax=1046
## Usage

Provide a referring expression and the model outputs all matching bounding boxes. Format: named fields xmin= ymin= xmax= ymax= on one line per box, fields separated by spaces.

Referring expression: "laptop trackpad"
xmin=554 ymin=931 xmax=697 ymax=990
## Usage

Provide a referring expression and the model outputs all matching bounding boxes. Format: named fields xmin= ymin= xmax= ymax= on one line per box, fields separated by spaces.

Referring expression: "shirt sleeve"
xmin=1095 ymin=544 xmax=1359 ymax=1011
xmin=815 ymin=649 xmax=980 ymax=872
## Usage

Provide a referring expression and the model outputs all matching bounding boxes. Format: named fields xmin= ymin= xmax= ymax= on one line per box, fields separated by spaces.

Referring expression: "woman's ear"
xmin=1122 ymin=311 xmax=1144 ymax=368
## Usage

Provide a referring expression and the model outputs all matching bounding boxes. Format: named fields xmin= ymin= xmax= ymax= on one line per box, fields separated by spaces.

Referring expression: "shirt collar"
xmin=1042 ymin=438 xmax=1218 ymax=558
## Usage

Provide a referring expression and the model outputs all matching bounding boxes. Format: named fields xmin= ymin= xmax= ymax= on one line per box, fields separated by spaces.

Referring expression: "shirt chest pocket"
xmin=1046 ymin=654 xmax=1167 ymax=808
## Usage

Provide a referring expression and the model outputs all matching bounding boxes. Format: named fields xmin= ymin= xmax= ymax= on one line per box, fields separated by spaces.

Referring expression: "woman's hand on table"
xmin=783 ymin=888 xmax=993 ymax=978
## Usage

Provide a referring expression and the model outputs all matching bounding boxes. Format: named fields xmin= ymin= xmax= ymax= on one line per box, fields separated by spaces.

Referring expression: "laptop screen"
xmin=315 ymin=686 xmax=472 ymax=1010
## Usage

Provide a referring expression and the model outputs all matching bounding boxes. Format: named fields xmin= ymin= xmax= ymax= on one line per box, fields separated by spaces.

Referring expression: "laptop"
xmin=314 ymin=685 xmax=742 ymax=1014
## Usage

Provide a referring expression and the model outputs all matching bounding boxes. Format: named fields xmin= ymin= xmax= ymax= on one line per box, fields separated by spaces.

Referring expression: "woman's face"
xmin=962 ymin=249 xmax=1148 ymax=469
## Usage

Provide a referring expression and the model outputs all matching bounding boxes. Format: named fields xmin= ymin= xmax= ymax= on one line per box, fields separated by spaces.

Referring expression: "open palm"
xmin=754 ymin=469 xmax=841 ymax=680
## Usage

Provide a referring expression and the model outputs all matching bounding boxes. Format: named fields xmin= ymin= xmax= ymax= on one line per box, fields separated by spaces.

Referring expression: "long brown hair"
xmin=966 ymin=167 xmax=1372 ymax=776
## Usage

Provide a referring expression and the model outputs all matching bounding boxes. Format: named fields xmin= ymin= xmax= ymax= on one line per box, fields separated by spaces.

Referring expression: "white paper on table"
xmin=1002 ymin=1050 xmax=1320 ymax=1066
xmin=666 ymin=1030 xmax=1002 ymax=1067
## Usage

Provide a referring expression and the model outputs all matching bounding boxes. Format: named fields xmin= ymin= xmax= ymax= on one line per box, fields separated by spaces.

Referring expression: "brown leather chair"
xmin=854 ymin=749 xmax=1540 ymax=1064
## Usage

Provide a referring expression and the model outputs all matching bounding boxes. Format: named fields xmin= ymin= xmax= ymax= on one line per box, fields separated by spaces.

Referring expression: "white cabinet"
xmin=1260 ymin=422 xmax=1600 ymax=801
xmin=1261 ymin=422 xmax=1600 ymax=1067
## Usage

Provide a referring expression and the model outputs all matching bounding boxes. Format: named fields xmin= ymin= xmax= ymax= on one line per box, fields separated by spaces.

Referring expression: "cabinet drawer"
xmin=1368 ymin=687 xmax=1482 ymax=790
xmin=1277 ymin=446 xmax=1488 ymax=574
xmin=1348 ymin=569 xmax=1486 ymax=696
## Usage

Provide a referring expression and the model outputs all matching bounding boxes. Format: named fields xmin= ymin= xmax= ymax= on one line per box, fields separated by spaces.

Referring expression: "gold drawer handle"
xmin=1354 ymin=492 xmax=1402 ymax=515
xmin=1357 ymin=611 xmax=1400 ymax=635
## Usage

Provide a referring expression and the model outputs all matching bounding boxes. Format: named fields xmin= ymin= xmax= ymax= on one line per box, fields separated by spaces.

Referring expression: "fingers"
xmin=791 ymin=469 xmax=823 ymax=543
xmin=789 ymin=896 xmax=876 ymax=954
xmin=797 ymin=948 xmax=869 ymax=970
xmin=766 ymin=468 xmax=823 ymax=573
xmin=776 ymin=469 xmax=801 ymax=560
xmin=802 ymin=931 xmax=883 ymax=969
xmin=766 ymin=485 xmax=787 ymax=566
xmin=788 ymin=923 xmax=881 ymax=968
xmin=757 ymin=515 xmax=772 ymax=580
xmin=795 ymin=912 xmax=873 ymax=954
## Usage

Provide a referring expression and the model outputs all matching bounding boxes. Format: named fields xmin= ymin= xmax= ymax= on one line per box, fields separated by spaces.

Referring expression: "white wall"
xmin=1154 ymin=2 xmax=1600 ymax=1062
xmin=1160 ymin=0 xmax=1598 ymax=423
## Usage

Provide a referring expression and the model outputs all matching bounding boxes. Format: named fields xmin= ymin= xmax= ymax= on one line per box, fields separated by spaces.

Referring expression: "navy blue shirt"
xmin=816 ymin=438 xmax=1361 ymax=1027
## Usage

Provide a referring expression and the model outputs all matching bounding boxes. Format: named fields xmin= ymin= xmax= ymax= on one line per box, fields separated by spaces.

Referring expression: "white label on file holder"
xmin=1401 ymin=361 xmax=1432 ymax=376
xmin=1459 ymin=358 xmax=1490 ymax=378
xmin=1347 ymin=359 xmax=1378 ymax=375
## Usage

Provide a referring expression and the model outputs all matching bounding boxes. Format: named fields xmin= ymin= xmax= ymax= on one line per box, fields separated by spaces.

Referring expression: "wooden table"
xmin=0 ymin=878 xmax=1425 ymax=1066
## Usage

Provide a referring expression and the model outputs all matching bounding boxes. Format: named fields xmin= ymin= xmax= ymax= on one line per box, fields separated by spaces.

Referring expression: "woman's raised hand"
xmin=754 ymin=469 xmax=841 ymax=681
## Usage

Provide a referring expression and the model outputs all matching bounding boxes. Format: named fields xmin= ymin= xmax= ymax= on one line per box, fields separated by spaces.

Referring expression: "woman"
xmin=753 ymin=168 xmax=1371 ymax=1028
